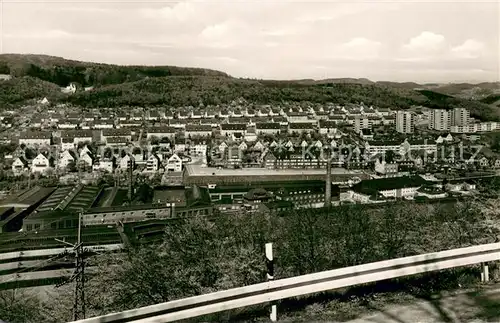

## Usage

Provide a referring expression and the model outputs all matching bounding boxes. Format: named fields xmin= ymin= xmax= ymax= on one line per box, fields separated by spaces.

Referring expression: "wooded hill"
xmin=0 ymin=54 xmax=498 ymax=121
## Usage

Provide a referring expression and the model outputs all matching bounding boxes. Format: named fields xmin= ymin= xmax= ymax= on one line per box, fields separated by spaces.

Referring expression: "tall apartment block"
xmin=428 ymin=108 xmax=469 ymax=131
xmin=396 ymin=111 xmax=415 ymax=133
xmin=452 ymin=108 xmax=470 ymax=126
xmin=429 ymin=109 xmax=451 ymax=131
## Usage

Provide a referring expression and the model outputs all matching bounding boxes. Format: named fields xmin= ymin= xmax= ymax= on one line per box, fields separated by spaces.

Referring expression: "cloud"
xmin=402 ymin=31 xmax=447 ymax=53
xmin=5 ymin=29 xmax=72 ymax=40
xmin=451 ymin=39 xmax=485 ymax=58
xmin=2 ymin=0 xmax=498 ymax=82
xmin=140 ymin=1 xmax=198 ymax=22
xmin=330 ymin=38 xmax=383 ymax=60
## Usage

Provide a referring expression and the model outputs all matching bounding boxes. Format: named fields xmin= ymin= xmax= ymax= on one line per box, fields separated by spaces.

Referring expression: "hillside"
xmin=0 ymin=54 xmax=229 ymax=88
xmin=480 ymin=94 xmax=500 ymax=106
xmin=0 ymin=76 xmax=63 ymax=106
xmin=65 ymin=76 xmax=425 ymax=109
xmin=0 ymin=54 xmax=499 ymax=122
xmin=425 ymin=82 xmax=500 ymax=99
xmin=417 ymin=89 xmax=500 ymax=121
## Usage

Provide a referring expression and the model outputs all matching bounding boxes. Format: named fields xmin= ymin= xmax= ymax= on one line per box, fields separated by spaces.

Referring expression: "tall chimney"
xmin=128 ymin=156 xmax=133 ymax=201
xmin=324 ymin=147 xmax=332 ymax=208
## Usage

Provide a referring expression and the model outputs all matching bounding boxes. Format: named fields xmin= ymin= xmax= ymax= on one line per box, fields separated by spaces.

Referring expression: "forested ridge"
xmin=0 ymin=54 xmax=499 ymax=122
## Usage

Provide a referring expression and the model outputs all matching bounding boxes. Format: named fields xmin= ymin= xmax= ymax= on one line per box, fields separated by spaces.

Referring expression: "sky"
xmin=0 ymin=0 xmax=499 ymax=83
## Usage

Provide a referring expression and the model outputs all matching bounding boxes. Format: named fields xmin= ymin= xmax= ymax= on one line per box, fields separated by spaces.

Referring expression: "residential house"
xmin=79 ymin=152 xmax=94 ymax=168
xmin=19 ymin=132 xmax=52 ymax=147
xmin=185 ymin=124 xmax=212 ymax=137
xmin=255 ymin=123 xmax=280 ymax=135
xmin=147 ymin=127 xmax=177 ymax=140
xmin=61 ymin=130 xmax=93 ymax=145
xmin=102 ymin=129 xmax=132 ymax=142
xmin=12 ymin=157 xmax=28 ymax=175
xmin=374 ymin=158 xmax=399 ymax=176
xmin=58 ymin=119 xmax=79 ymax=129
xmin=92 ymin=120 xmax=114 ymax=129
xmin=288 ymin=122 xmax=315 ymax=134
xmin=166 ymin=153 xmax=182 ymax=172
xmin=93 ymin=159 xmax=114 ymax=173
xmin=58 ymin=150 xmax=78 ymax=169
xmin=61 ymin=137 xmax=75 ymax=150
xmin=31 ymin=153 xmax=51 ymax=174
xmin=319 ymin=120 xmax=339 ymax=135
xmin=245 ymin=129 xmax=258 ymax=142
xmin=119 ymin=154 xmax=135 ymax=170
xmin=146 ymin=154 xmax=161 ymax=172
xmin=106 ymin=137 xmax=129 ymax=147
xmin=189 ymin=140 xmax=208 ymax=157
xmin=221 ymin=124 xmax=247 ymax=136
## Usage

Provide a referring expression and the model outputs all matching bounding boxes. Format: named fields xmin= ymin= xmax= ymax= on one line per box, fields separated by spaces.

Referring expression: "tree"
xmin=104 ymin=147 xmax=112 ymax=159
xmin=150 ymin=136 xmax=160 ymax=146
xmin=0 ymin=290 xmax=44 ymax=323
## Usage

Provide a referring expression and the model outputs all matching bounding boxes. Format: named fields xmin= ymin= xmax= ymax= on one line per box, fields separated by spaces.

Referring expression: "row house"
xmin=169 ymin=119 xmax=189 ymax=129
xmin=288 ymin=122 xmax=316 ymax=134
xmin=255 ymin=123 xmax=281 ymax=135
xmin=58 ymin=119 xmax=80 ymax=130
xmin=102 ymin=129 xmax=132 ymax=142
xmin=60 ymin=130 xmax=93 ymax=146
xmin=19 ymin=131 xmax=52 ymax=147
xmin=106 ymin=137 xmax=130 ymax=147
xmin=286 ymin=112 xmax=310 ymax=122
xmin=319 ymin=120 xmax=339 ymax=135
xmin=119 ymin=119 xmax=142 ymax=128
xmin=199 ymin=118 xmax=220 ymax=127
xmin=91 ymin=120 xmax=114 ymax=129
xmin=185 ymin=124 xmax=213 ymax=137
xmin=147 ymin=127 xmax=177 ymax=140
xmin=328 ymin=115 xmax=346 ymax=124
xmin=61 ymin=137 xmax=75 ymax=150
xmin=221 ymin=123 xmax=247 ymax=136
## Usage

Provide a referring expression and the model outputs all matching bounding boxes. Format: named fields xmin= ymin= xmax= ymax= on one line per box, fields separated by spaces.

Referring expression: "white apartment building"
xmin=429 ymin=109 xmax=452 ymax=131
xmin=452 ymin=108 xmax=470 ymax=126
xmin=429 ymin=108 xmax=470 ymax=131
xmin=396 ymin=111 xmax=414 ymax=134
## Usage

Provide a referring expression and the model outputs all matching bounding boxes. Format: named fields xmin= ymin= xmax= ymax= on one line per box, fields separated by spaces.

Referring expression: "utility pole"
xmin=55 ymin=212 xmax=85 ymax=320
xmin=265 ymin=243 xmax=277 ymax=322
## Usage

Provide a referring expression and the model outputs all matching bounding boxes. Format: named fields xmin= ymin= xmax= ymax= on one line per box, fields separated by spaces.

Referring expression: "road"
xmin=344 ymin=284 xmax=500 ymax=323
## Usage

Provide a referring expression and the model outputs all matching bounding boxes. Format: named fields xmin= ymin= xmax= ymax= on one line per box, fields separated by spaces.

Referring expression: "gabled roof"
xmin=221 ymin=124 xmax=247 ymax=131
xmin=20 ymin=131 xmax=51 ymax=140
xmin=148 ymin=127 xmax=177 ymax=134
xmin=256 ymin=122 xmax=280 ymax=129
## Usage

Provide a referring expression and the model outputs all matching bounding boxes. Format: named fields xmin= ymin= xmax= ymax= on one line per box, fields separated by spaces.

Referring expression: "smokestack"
xmin=325 ymin=147 xmax=332 ymax=208
xmin=128 ymin=156 xmax=133 ymax=201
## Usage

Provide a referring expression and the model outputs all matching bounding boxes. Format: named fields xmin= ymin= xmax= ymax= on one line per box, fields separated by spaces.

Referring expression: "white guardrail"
xmin=0 ymin=244 xmax=124 ymax=285
xmin=73 ymin=242 xmax=500 ymax=323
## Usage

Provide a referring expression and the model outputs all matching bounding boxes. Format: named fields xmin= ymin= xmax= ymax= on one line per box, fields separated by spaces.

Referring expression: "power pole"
xmin=55 ymin=213 xmax=86 ymax=320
